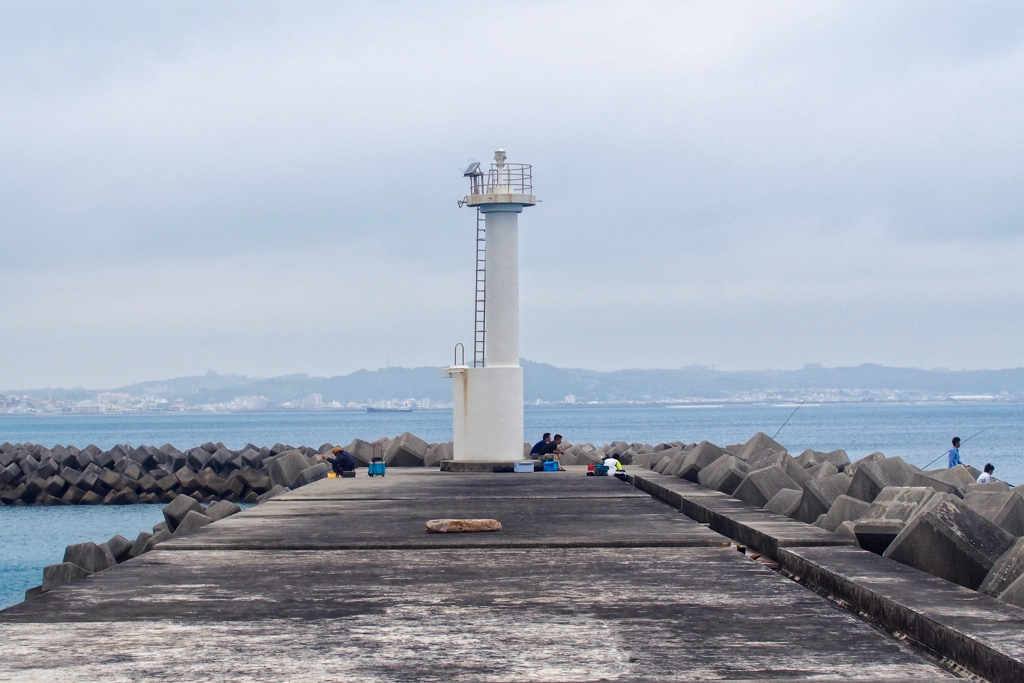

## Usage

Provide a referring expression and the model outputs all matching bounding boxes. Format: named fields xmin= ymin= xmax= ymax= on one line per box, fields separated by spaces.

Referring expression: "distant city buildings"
xmin=97 ymin=392 xmax=131 ymax=405
xmin=230 ymin=396 xmax=268 ymax=410
xmin=0 ymin=385 xmax=1017 ymax=415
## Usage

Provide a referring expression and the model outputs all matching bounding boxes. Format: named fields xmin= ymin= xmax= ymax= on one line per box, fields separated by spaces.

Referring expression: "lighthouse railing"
xmin=484 ymin=163 xmax=532 ymax=194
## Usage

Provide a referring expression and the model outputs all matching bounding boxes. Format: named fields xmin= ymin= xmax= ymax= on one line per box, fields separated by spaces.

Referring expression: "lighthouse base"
xmin=442 ymin=365 xmax=524 ymax=462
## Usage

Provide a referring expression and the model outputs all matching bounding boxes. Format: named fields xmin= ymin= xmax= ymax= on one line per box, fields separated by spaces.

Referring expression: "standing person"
xmin=977 ymin=463 xmax=996 ymax=483
xmin=948 ymin=437 xmax=969 ymax=469
xmin=530 ymin=433 xmax=551 ymax=457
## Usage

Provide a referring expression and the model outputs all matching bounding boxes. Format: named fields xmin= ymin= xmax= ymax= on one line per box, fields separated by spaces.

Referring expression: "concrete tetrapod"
xmin=653 ymin=453 xmax=676 ymax=474
xmin=764 ymin=487 xmax=803 ymax=517
xmin=424 ymin=443 xmax=453 ymax=467
xmin=163 ymin=494 xmax=204 ymax=532
xmin=850 ymin=520 xmax=906 ymax=555
xmin=697 ymin=455 xmax=750 ymax=496
xmin=814 ymin=449 xmax=850 ymax=471
xmin=851 ymin=486 xmax=937 ymax=555
xmin=968 ymin=480 xmax=1011 ymax=493
xmin=860 ymin=486 xmax=936 ymax=521
xmin=41 ymin=562 xmax=91 ymax=592
xmin=733 ymin=465 xmax=802 ymax=508
xmin=979 ymin=538 xmax=1024 ymax=598
xmin=385 ymin=432 xmax=428 ymax=467
xmin=883 ymin=493 xmax=1016 ymax=590
xmin=296 ymin=463 xmax=330 ymax=487
xmin=143 ymin=529 xmax=173 ymax=552
xmin=994 ymin=566 xmax=1024 ymax=609
xmin=63 ymin=542 xmax=116 ymax=573
xmin=342 ymin=439 xmax=378 ymax=467
xmin=102 ymin=534 xmax=133 ymax=563
xmin=268 ymin=451 xmax=311 ymax=488
xmin=795 ymin=449 xmax=824 ymax=469
xmin=173 ymin=510 xmax=214 ymax=536
xmin=806 ymin=461 xmax=839 ymax=480
xmin=962 ymin=491 xmax=1024 ymax=537
xmin=205 ymin=500 xmax=241 ymax=522
xmin=927 ymin=465 xmax=977 ymax=491
xmin=907 ymin=470 xmax=968 ymax=498
xmin=818 ymin=495 xmax=870 ymax=533
xmin=766 ymin=452 xmax=811 ymax=489
xmin=847 ymin=457 xmax=916 ymax=503
xmin=671 ymin=441 xmax=726 ymax=481
xmin=733 ymin=432 xmax=786 ymax=462
xmin=794 ymin=474 xmax=854 ymax=525
xmin=256 ymin=485 xmax=288 ymax=503
xmin=654 ymin=448 xmax=689 ymax=477
xmin=745 ymin=448 xmax=787 ymax=470
xmin=129 ymin=531 xmax=153 ymax=558
xmin=845 ymin=451 xmax=885 ymax=477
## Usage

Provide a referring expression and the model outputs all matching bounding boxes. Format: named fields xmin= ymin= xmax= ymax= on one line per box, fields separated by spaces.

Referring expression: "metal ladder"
xmin=473 ymin=208 xmax=486 ymax=367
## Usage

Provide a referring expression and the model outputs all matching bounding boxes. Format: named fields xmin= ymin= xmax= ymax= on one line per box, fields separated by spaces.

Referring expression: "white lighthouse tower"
xmin=443 ymin=149 xmax=536 ymax=462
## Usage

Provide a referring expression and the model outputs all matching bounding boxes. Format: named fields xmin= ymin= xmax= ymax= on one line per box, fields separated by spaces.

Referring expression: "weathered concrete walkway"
xmin=0 ymin=469 xmax=955 ymax=681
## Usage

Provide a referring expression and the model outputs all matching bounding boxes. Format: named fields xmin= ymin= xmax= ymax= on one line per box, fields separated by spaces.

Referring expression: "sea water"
xmin=0 ymin=505 xmax=166 ymax=610
xmin=1 ymin=403 xmax=1021 ymax=610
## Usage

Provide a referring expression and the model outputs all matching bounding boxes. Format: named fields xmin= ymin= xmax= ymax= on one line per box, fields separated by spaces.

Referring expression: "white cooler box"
xmin=513 ymin=461 xmax=535 ymax=473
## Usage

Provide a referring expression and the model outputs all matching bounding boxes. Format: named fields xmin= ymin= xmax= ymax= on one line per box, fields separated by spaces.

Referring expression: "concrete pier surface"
xmin=1 ymin=468 xmax=959 ymax=681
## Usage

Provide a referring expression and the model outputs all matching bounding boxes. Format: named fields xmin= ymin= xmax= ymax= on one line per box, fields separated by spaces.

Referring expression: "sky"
xmin=2 ymin=1 xmax=1023 ymax=389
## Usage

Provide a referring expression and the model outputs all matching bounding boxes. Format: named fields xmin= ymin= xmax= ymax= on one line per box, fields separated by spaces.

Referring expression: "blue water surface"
xmin=1 ymin=403 xmax=1021 ymax=611
xmin=0 ymin=505 xmax=166 ymax=610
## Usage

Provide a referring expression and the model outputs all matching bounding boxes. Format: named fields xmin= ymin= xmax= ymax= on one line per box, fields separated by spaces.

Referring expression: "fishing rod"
xmin=921 ymin=425 xmax=994 ymax=470
xmin=772 ymin=391 xmax=815 ymax=440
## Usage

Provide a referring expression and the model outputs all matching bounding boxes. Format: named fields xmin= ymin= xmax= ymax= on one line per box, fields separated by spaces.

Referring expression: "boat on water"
xmin=366 ymin=407 xmax=413 ymax=413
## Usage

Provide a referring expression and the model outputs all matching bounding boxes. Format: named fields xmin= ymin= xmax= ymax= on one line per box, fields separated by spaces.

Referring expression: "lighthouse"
xmin=443 ymin=149 xmax=536 ymax=462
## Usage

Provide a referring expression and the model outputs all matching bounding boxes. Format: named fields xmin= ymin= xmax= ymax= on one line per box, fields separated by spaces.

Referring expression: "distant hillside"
xmin=117 ymin=367 xmax=452 ymax=405
xmin=8 ymin=362 xmax=1021 ymax=405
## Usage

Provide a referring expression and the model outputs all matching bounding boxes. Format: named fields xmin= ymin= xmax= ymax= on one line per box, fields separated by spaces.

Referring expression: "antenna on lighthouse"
xmin=442 ymin=149 xmax=537 ymax=463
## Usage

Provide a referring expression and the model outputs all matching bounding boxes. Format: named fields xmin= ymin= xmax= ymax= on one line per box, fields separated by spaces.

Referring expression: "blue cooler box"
xmin=542 ymin=461 xmax=558 ymax=472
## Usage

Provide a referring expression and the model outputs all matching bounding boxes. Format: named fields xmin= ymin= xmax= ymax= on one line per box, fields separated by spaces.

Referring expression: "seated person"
xmin=977 ymin=463 xmax=996 ymax=483
xmin=603 ymin=455 xmax=627 ymax=480
xmin=325 ymin=447 xmax=356 ymax=474
xmin=539 ymin=434 xmax=566 ymax=471
xmin=530 ymin=433 xmax=552 ymax=458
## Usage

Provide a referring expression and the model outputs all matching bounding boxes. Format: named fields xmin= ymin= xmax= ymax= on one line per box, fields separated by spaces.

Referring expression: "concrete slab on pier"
xmin=0 ymin=469 xmax=955 ymax=681
xmin=278 ymin=466 xmax=649 ymax=500
xmin=780 ymin=545 xmax=1024 ymax=683
xmin=162 ymin=494 xmax=729 ymax=550
xmin=632 ymin=471 xmax=856 ymax=558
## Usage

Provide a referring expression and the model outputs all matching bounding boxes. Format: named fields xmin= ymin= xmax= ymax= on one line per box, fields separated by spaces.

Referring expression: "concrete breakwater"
xmin=0 ymin=431 xmax=693 ymax=507
xmin=0 ymin=468 xmax=969 ymax=681
xmin=0 ymin=433 xmax=455 ymax=507
xmin=635 ymin=431 xmax=1024 ymax=613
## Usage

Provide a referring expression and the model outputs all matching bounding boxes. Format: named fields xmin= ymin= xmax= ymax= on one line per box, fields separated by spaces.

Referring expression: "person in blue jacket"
xmin=327 ymin=447 xmax=356 ymax=474
xmin=530 ymin=433 xmax=551 ymax=457
xmin=947 ymin=437 xmax=968 ymax=469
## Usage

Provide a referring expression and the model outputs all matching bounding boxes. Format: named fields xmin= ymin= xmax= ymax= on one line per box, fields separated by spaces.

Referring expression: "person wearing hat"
xmin=326 ymin=446 xmax=356 ymax=474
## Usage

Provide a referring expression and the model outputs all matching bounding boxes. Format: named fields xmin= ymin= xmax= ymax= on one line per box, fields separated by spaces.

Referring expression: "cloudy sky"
xmin=2 ymin=1 xmax=1023 ymax=388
